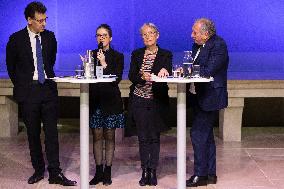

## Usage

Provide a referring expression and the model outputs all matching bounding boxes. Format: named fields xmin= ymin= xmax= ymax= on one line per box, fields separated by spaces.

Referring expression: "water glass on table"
xmin=192 ymin=65 xmax=200 ymax=77
xmin=183 ymin=63 xmax=193 ymax=77
xmin=75 ymin=64 xmax=84 ymax=78
xmin=172 ymin=64 xmax=183 ymax=78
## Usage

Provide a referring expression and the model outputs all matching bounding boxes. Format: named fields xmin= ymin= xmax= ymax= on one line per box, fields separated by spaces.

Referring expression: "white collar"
xmin=27 ymin=26 xmax=40 ymax=38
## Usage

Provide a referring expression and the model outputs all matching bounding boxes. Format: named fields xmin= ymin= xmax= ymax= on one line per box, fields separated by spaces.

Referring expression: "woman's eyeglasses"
xmin=96 ymin=34 xmax=109 ymax=38
xmin=141 ymin=31 xmax=156 ymax=38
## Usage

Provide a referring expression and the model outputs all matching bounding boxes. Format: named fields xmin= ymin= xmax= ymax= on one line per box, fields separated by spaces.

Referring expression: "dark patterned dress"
xmin=90 ymin=109 xmax=124 ymax=129
xmin=89 ymin=48 xmax=125 ymax=129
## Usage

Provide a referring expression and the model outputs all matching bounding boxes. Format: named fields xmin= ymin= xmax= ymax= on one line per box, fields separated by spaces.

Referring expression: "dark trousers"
xmin=20 ymin=81 xmax=61 ymax=176
xmin=190 ymin=104 xmax=217 ymax=176
xmin=132 ymin=96 xmax=160 ymax=169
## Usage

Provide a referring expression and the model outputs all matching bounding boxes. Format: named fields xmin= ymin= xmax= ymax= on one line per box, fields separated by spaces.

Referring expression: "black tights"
xmin=92 ymin=128 xmax=115 ymax=166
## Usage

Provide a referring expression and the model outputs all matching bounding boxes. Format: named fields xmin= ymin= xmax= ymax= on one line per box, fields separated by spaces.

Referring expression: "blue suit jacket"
xmin=192 ymin=34 xmax=229 ymax=111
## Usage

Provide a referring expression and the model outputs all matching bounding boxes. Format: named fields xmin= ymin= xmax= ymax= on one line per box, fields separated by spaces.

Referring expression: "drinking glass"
xmin=172 ymin=64 xmax=182 ymax=78
xmin=182 ymin=51 xmax=193 ymax=77
xmin=192 ymin=65 xmax=200 ymax=77
xmin=75 ymin=64 xmax=84 ymax=78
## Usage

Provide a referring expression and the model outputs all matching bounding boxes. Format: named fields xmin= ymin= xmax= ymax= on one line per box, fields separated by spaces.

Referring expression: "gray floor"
xmin=0 ymin=120 xmax=284 ymax=189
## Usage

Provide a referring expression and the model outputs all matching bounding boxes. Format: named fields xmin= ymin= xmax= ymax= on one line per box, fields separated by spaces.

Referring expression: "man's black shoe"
xmin=28 ymin=173 xmax=44 ymax=184
xmin=207 ymin=174 xmax=217 ymax=184
xmin=186 ymin=175 xmax=207 ymax=187
xmin=48 ymin=173 xmax=77 ymax=186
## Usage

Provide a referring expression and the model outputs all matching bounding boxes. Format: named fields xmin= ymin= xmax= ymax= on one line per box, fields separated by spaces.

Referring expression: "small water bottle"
xmin=84 ymin=50 xmax=94 ymax=78
xmin=182 ymin=51 xmax=193 ymax=77
xmin=96 ymin=65 xmax=103 ymax=79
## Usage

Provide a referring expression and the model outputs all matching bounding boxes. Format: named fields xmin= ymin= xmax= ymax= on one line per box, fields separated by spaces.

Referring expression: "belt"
xmin=31 ymin=80 xmax=50 ymax=85
xmin=31 ymin=80 xmax=40 ymax=84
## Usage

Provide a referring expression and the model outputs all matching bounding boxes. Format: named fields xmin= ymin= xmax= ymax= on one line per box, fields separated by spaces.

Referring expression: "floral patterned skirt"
xmin=90 ymin=109 xmax=125 ymax=129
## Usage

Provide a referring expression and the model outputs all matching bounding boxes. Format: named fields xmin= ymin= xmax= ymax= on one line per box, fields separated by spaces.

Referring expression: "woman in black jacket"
xmin=89 ymin=24 xmax=124 ymax=186
xmin=128 ymin=23 xmax=172 ymax=186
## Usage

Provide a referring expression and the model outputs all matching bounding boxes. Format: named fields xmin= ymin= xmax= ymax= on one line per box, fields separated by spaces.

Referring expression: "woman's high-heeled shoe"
xmin=148 ymin=168 xmax=157 ymax=186
xmin=89 ymin=164 xmax=104 ymax=185
xmin=103 ymin=165 xmax=112 ymax=185
xmin=139 ymin=168 xmax=149 ymax=186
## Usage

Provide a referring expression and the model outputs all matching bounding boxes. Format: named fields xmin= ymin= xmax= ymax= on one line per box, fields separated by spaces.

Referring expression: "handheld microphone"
xmin=98 ymin=42 xmax=103 ymax=51
xmin=97 ymin=42 xmax=104 ymax=66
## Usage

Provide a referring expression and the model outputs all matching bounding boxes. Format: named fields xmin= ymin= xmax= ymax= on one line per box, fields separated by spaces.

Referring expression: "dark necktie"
xmin=35 ymin=35 xmax=45 ymax=84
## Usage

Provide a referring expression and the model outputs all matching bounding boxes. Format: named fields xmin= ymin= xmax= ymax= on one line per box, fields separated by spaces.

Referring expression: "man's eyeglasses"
xmin=96 ymin=34 xmax=109 ymax=38
xmin=33 ymin=17 xmax=48 ymax=24
xmin=141 ymin=31 xmax=156 ymax=38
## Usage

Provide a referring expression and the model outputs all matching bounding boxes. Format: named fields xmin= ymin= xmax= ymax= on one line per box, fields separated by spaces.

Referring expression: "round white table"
xmin=151 ymin=75 xmax=213 ymax=189
xmin=52 ymin=76 xmax=116 ymax=189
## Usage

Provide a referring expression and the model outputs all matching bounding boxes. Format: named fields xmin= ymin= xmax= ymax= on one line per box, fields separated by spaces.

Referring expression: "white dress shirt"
xmin=27 ymin=26 xmax=47 ymax=80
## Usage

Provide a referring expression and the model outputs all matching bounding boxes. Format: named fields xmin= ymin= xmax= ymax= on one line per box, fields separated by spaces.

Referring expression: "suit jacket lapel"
xmin=196 ymin=37 xmax=215 ymax=66
xmin=152 ymin=47 xmax=162 ymax=72
xmin=40 ymin=31 xmax=48 ymax=65
xmin=197 ymin=45 xmax=207 ymax=65
xmin=137 ymin=48 xmax=145 ymax=69
xmin=23 ymin=28 xmax=34 ymax=65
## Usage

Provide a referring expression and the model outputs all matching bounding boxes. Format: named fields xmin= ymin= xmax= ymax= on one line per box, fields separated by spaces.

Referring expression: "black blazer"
xmin=192 ymin=34 xmax=229 ymax=111
xmin=128 ymin=46 xmax=172 ymax=104
xmin=6 ymin=27 xmax=57 ymax=102
xmin=128 ymin=46 xmax=173 ymax=131
xmin=89 ymin=48 xmax=124 ymax=115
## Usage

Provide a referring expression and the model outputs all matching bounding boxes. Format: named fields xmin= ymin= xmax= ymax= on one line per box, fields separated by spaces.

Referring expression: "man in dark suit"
xmin=6 ymin=1 xmax=76 ymax=186
xmin=186 ymin=18 xmax=229 ymax=187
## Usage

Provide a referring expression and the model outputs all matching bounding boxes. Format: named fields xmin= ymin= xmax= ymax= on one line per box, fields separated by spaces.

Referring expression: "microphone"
xmin=97 ymin=42 xmax=104 ymax=66
xmin=98 ymin=42 xmax=103 ymax=50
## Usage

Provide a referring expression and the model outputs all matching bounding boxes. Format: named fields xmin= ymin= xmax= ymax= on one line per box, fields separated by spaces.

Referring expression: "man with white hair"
xmin=186 ymin=18 xmax=229 ymax=187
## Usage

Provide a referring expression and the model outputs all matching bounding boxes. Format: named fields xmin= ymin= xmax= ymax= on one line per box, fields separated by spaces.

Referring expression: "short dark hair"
xmin=24 ymin=1 xmax=47 ymax=20
xmin=96 ymin=24 xmax=112 ymax=37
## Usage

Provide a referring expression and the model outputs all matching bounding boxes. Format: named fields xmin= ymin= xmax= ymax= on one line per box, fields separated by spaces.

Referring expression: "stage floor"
xmin=0 ymin=122 xmax=284 ymax=189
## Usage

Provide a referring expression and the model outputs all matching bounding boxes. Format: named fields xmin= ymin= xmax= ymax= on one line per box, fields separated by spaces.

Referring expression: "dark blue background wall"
xmin=1 ymin=0 xmax=284 ymax=79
